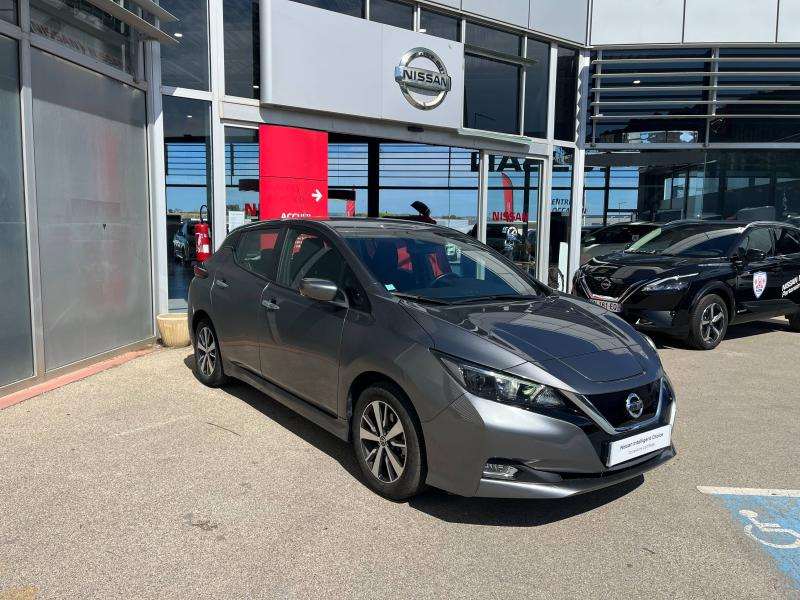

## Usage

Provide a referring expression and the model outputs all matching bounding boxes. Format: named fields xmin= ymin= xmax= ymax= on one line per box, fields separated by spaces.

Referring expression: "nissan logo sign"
xmin=626 ymin=393 xmax=645 ymax=419
xmin=394 ymin=47 xmax=451 ymax=110
xmin=599 ymin=278 xmax=612 ymax=291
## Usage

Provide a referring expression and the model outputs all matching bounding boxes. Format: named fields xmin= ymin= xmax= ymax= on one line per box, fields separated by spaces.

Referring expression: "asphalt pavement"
xmin=1 ymin=318 xmax=799 ymax=599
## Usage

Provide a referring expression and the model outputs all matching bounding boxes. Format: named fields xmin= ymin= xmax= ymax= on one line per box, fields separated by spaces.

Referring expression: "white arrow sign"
xmin=312 ymin=189 xmax=322 ymax=202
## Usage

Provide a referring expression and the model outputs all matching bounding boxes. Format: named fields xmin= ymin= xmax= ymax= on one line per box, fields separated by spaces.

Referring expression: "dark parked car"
xmin=188 ymin=218 xmax=675 ymax=499
xmin=573 ymin=221 xmax=800 ymax=349
xmin=173 ymin=219 xmax=198 ymax=264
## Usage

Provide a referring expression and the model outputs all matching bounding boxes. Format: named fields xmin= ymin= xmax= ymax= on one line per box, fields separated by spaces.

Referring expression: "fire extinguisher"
xmin=195 ymin=204 xmax=211 ymax=263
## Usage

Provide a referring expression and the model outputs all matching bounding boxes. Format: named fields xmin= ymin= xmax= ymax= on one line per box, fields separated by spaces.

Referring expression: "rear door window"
xmin=738 ymin=228 xmax=774 ymax=257
xmin=775 ymin=228 xmax=800 ymax=256
xmin=235 ymin=227 xmax=282 ymax=280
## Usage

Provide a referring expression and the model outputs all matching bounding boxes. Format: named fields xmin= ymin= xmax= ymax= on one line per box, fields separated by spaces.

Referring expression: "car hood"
xmin=581 ymin=252 xmax=727 ymax=284
xmin=403 ymin=294 xmax=659 ymax=386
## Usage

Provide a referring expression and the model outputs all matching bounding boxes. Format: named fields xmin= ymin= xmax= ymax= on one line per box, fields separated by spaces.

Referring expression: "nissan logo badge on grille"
xmin=599 ymin=278 xmax=612 ymax=291
xmin=394 ymin=48 xmax=451 ymax=110
xmin=626 ymin=393 xmax=644 ymax=419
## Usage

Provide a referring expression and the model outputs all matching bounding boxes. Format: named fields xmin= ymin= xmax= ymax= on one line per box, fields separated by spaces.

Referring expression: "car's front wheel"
xmin=193 ymin=319 xmax=228 ymax=387
xmin=352 ymin=384 xmax=426 ymax=500
xmin=788 ymin=311 xmax=800 ymax=331
xmin=686 ymin=294 xmax=728 ymax=350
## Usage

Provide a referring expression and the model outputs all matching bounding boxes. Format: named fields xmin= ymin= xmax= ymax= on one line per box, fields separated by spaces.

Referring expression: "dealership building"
xmin=2 ymin=0 xmax=800 ymax=393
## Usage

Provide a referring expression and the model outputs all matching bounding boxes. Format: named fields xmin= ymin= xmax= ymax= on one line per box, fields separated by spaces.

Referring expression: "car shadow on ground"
xmin=184 ymin=354 xmax=647 ymax=527
xmin=649 ymin=317 xmax=791 ymax=350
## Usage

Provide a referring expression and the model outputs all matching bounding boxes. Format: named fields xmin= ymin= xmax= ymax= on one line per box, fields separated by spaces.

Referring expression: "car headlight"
xmin=435 ymin=353 xmax=565 ymax=410
xmin=642 ymin=278 xmax=690 ymax=293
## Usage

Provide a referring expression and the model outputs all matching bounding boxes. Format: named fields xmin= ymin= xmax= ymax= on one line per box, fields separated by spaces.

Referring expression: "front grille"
xmin=584 ymin=276 xmax=628 ymax=299
xmin=583 ymin=380 xmax=662 ymax=430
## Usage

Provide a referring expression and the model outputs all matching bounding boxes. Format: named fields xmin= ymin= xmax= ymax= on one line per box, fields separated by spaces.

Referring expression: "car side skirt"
xmin=225 ymin=362 xmax=350 ymax=442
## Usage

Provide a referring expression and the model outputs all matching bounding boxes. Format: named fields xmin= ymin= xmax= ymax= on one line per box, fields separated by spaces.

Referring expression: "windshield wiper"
xmin=625 ymin=249 xmax=659 ymax=254
xmin=454 ymin=294 xmax=539 ymax=304
xmin=392 ymin=292 xmax=452 ymax=305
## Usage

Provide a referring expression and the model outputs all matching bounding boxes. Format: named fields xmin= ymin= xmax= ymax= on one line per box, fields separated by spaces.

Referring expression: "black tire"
xmin=193 ymin=319 xmax=228 ymax=387
xmin=352 ymin=383 xmax=426 ymax=500
xmin=686 ymin=293 xmax=729 ymax=350
xmin=788 ymin=312 xmax=800 ymax=332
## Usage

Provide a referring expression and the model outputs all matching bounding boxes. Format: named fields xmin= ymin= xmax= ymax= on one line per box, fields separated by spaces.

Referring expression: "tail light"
xmin=193 ymin=263 xmax=209 ymax=279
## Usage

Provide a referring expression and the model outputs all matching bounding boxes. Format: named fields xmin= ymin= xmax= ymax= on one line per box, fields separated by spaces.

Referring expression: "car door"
xmin=774 ymin=227 xmax=800 ymax=311
xmin=211 ymin=226 xmax=282 ymax=374
xmin=734 ymin=227 xmax=784 ymax=318
xmin=259 ymin=226 xmax=351 ymax=414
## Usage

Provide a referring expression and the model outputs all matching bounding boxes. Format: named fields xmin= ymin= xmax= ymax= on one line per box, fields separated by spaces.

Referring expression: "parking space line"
xmin=698 ymin=486 xmax=800 ymax=497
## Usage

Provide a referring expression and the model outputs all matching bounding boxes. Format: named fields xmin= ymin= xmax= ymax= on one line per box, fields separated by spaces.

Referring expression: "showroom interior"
xmin=2 ymin=0 xmax=800 ymax=394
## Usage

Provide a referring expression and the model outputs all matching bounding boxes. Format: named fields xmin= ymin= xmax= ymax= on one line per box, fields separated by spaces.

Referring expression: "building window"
xmin=464 ymin=54 xmax=520 ymax=134
xmin=225 ymin=127 xmax=259 ymax=232
xmin=419 ymin=8 xmax=460 ymax=42
xmin=29 ymin=0 xmax=134 ymax=73
xmin=0 ymin=34 xmax=33 ymax=386
xmin=163 ymin=96 xmax=212 ymax=310
xmin=524 ymin=38 xmax=550 ymax=139
xmin=290 ymin=0 xmax=363 ymax=18
xmin=549 ymin=147 xmax=574 ymax=291
xmin=159 ymin=0 xmax=210 ymax=91
xmin=0 ymin=0 xmax=16 ymax=24
xmin=465 ymin=22 xmax=521 ymax=56
xmin=590 ymin=48 xmax=712 ymax=144
xmin=554 ymin=46 xmax=578 ymax=142
xmin=223 ymin=0 xmax=260 ymax=99
xmin=369 ymin=0 xmax=413 ymax=30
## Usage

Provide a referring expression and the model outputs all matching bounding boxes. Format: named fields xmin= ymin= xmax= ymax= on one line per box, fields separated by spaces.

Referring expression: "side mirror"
xmin=299 ymin=278 xmax=339 ymax=302
xmin=744 ymin=248 xmax=767 ymax=263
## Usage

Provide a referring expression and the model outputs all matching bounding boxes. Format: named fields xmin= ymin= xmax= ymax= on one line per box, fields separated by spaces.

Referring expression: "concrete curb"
xmin=0 ymin=348 xmax=158 ymax=411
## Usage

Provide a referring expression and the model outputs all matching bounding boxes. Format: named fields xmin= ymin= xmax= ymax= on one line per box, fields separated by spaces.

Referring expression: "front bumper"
xmin=421 ymin=390 xmax=676 ymax=499
xmin=572 ymin=277 xmax=691 ymax=337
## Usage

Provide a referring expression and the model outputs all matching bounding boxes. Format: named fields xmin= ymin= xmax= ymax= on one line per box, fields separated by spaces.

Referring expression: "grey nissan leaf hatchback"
xmin=188 ymin=218 xmax=676 ymax=500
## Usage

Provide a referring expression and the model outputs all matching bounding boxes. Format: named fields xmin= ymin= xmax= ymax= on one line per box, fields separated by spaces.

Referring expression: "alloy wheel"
xmin=700 ymin=302 xmax=725 ymax=345
xmin=359 ymin=400 xmax=407 ymax=483
xmin=196 ymin=326 xmax=217 ymax=377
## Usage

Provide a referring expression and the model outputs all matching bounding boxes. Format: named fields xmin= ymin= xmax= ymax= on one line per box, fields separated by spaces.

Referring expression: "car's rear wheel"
xmin=686 ymin=294 xmax=728 ymax=350
xmin=788 ymin=312 xmax=800 ymax=331
xmin=193 ymin=319 xmax=228 ymax=387
xmin=352 ymin=384 xmax=426 ymax=500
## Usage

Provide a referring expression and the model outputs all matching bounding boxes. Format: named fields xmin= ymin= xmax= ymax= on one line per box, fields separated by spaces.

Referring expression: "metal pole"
xmin=477 ymin=149 xmax=489 ymax=244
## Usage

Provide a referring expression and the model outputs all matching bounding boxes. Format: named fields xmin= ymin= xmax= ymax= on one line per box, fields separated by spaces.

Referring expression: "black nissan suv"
xmin=573 ymin=221 xmax=800 ymax=349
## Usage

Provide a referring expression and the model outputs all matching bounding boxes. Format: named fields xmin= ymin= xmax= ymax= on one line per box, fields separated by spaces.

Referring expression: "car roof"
xmin=663 ymin=219 xmax=796 ymax=229
xmin=236 ymin=216 xmax=459 ymax=234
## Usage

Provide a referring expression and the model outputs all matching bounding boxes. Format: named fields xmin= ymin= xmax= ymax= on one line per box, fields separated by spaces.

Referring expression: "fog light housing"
xmin=483 ymin=462 xmax=519 ymax=480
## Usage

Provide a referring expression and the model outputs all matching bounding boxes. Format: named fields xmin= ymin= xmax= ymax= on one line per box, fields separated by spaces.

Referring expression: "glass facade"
xmin=419 ymin=8 xmax=460 ymax=42
xmin=0 ymin=0 xmax=15 ymax=24
xmin=464 ymin=54 xmax=520 ymax=134
xmin=524 ymin=38 xmax=550 ymax=139
xmin=29 ymin=0 xmax=134 ymax=73
xmin=0 ymin=34 xmax=33 ymax=387
xmin=291 ymin=0 xmax=363 ymax=17
xmin=163 ymin=96 xmax=212 ymax=310
xmin=225 ymin=127 xmax=260 ymax=232
xmin=160 ymin=0 xmax=210 ymax=91
xmin=223 ymin=0 xmax=260 ymax=98
xmin=580 ymin=150 xmax=800 ymax=264
xmin=554 ymin=46 xmax=578 ymax=142
xmin=370 ymin=0 xmax=413 ymax=30
xmin=549 ymin=147 xmax=574 ymax=290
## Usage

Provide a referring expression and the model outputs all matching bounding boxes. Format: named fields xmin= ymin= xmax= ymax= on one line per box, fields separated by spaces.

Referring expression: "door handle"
xmin=262 ymin=299 xmax=280 ymax=311
xmin=216 ymin=279 xmax=229 ymax=289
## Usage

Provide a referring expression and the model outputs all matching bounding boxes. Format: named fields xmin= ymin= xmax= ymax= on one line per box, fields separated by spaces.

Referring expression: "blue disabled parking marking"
xmin=698 ymin=487 xmax=800 ymax=589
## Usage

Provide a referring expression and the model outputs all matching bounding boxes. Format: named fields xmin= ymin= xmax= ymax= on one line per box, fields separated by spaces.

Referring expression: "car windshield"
xmin=342 ymin=227 xmax=543 ymax=303
xmin=626 ymin=224 xmax=743 ymax=258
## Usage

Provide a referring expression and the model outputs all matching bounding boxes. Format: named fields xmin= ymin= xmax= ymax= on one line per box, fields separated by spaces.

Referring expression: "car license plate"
xmin=590 ymin=298 xmax=622 ymax=313
xmin=607 ymin=425 xmax=672 ymax=467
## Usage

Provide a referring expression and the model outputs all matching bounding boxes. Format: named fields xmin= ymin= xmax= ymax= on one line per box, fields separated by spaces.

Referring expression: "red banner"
xmin=259 ymin=125 xmax=329 ymax=220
